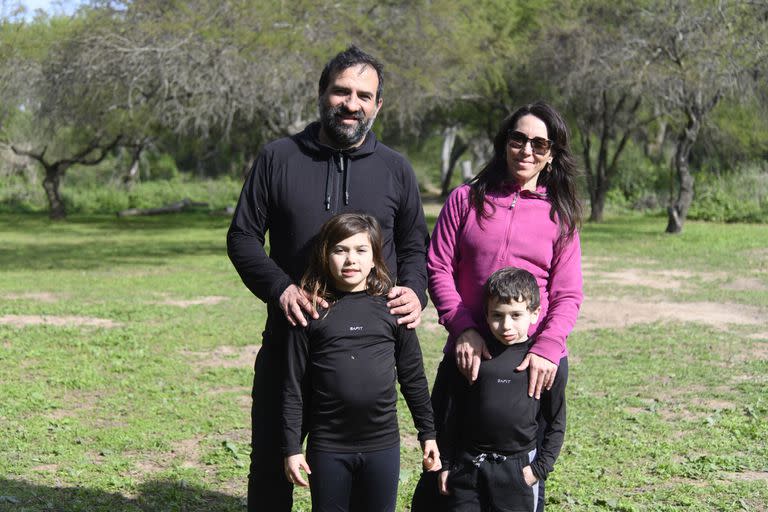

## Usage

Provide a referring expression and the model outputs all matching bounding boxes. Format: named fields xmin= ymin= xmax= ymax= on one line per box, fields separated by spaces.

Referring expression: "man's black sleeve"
xmin=282 ymin=326 xmax=309 ymax=456
xmin=394 ymin=325 xmax=435 ymax=441
xmin=226 ymin=152 xmax=293 ymax=304
xmin=530 ymin=370 xmax=566 ymax=480
xmin=394 ymin=161 xmax=429 ymax=308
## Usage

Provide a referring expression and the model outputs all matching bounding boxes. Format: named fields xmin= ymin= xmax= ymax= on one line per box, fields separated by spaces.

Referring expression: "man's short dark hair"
xmin=318 ymin=45 xmax=384 ymax=101
xmin=484 ymin=267 xmax=541 ymax=311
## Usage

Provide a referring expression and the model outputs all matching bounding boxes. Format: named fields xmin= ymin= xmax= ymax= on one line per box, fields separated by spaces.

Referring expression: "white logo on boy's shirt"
xmin=349 ymin=326 xmax=364 ymax=331
xmin=497 ymin=379 xmax=511 ymax=384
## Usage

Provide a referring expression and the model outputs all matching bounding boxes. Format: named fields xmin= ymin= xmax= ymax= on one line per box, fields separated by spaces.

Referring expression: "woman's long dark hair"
xmin=301 ymin=212 xmax=393 ymax=306
xmin=469 ymin=101 xmax=582 ymax=239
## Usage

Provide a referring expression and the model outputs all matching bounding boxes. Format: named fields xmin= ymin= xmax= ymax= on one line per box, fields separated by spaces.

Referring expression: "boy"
xmin=437 ymin=267 xmax=566 ymax=512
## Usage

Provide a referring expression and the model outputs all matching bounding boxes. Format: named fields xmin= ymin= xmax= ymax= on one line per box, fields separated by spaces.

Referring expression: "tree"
xmin=636 ymin=0 xmax=768 ymax=233
xmin=542 ymin=1 xmax=656 ymax=222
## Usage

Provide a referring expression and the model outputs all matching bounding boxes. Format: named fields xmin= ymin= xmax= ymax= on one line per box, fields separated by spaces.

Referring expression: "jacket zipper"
xmin=498 ymin=192 xmax=519 ymax=262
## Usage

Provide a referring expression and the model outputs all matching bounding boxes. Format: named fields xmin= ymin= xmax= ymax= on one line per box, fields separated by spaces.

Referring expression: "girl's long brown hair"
xmin=301 ymin=212 xmax=393 ymax=306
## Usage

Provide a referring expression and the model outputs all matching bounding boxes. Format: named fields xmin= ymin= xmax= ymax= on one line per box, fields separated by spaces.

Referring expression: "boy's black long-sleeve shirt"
xmin=282 ymin=292 xmax=435 ymax=455
xmin=440 ymin=338 xmax=566 ymax=480
xmin=226 ymin=123 xmax=429 ymax=342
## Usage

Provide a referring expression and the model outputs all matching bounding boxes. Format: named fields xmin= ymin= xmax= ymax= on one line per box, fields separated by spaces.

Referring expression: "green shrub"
xmin=688 ymin=163 xmax=768 ymax=223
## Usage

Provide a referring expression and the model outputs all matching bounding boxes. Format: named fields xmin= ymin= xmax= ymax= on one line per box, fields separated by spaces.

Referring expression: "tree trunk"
xmin=441 ymin=127 xmax=468 ymax=197
xmin=666 ymin=114 xmax=700 ymax=234
xmin=440 ymin=126 xmax=458 ymax=196
xmin=42 ymin=165 xmax=67 ymax=220
xmin=122 ymin=146 xmax=143 ymax=187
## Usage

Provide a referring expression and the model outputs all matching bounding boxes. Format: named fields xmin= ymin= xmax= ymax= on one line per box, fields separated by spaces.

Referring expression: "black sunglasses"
xmin=507 ymin=131 xmax=553 ymax=155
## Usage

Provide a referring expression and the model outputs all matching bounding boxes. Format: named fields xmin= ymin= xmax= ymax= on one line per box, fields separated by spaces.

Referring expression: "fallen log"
xmin=117 ymin=198 xmax=209 ymax=217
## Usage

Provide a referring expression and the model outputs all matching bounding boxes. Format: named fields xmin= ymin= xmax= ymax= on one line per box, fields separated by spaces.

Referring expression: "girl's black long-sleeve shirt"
xmin=282 ymin=291 xmax=435 ymax=455
xmin=440 ymin=338 xmax=566 ymax=480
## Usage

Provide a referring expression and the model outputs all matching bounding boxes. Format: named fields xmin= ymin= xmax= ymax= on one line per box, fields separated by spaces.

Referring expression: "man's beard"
xmin=319 ymin=102 xmax=376 ymax=148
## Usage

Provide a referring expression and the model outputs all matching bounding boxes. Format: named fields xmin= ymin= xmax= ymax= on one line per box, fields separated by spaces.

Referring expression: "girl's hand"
xmin=455 ymin=328 xmax=491 ymax=383
xmin=283 ymin=454 xmax=311 ymax=487
xmin=516 ymin=352 xmax=558 ymax=399
xmin=522 ymin=465 xmax=538 ymax=486
xmin=438 ymin=469 xmax=451 ymax=495
xmin=421 ymin=439 xmax=442 ymax=472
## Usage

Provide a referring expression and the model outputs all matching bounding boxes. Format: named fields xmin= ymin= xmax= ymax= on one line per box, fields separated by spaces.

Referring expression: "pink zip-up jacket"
xmin=427 ymin=183 xmax=583 ymax=364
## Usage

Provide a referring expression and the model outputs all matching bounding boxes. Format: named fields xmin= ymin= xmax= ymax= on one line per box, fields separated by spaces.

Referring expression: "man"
xmin=227 ymin=46 xmax=429 ymax=512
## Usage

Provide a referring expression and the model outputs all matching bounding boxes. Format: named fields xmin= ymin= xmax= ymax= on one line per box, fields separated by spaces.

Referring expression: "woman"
xmin=417 ymin=101 xmax=582 ymax=511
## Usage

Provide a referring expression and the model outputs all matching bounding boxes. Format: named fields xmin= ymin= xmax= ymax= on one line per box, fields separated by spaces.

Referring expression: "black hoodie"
xmin=227 ymin=122 xmax=429 ymax=340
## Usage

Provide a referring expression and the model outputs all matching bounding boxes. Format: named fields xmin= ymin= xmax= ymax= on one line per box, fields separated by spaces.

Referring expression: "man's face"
xmin=318 ymin=64 xmax=382 ymax=149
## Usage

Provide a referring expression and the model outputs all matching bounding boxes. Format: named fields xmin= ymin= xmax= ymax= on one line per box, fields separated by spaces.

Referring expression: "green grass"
xmin=0 ymin=212 xmax=766 ymax=511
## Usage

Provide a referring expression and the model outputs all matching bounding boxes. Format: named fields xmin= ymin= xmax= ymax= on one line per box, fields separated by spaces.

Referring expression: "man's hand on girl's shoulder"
xmin=279 ymin=284 xmax=329 ymax=327
xmin=387 ymin=286 xmax=422 ymax=328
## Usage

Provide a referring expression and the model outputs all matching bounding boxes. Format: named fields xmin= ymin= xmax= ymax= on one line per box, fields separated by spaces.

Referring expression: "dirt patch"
xmin=0 ymin=315 xmax=121 ymax=328
xmin=3 ymin=292 xmax=61 ymax=302
xmin=748 ymin=332 xmax=768 ymax=340
xmin=157 ymin=296 xmax=229 ymax=308
xmin=31 ymin=464 xmax=59 ymax=472
xmin=584 ymin=268 xmax=731 ymax=291
xmin=723 ymin=471 xmax=768 ymax=482
xmin=577 ymin=298 xmax=765 ymax=331
xmin=171 ymin=437 xmax=205 ymax=470
xmin=182 ymin=345 xmax=260 ymax=369
xmin=722 ymin=277 xmax=768 ymax=291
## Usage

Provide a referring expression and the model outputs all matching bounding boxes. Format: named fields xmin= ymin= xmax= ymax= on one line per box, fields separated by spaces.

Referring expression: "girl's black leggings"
xmin=307 ymin=444 xmax=400 ymax=512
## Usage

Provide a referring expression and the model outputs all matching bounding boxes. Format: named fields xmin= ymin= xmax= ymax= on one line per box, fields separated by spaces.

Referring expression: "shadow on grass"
xmin=0 ymin=213 xmax=232 ymax=271
xmin=0 ymin=477 xmax=244 ymax=512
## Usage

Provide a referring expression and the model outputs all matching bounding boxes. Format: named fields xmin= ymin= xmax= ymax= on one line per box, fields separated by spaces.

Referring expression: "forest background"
xmin=1 ymin=0 xmax=767 ymax=230
xmin=1 ymin=1 xmax=768 ymax=511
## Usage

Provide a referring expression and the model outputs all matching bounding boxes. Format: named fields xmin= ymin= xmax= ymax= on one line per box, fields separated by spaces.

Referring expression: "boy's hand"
xmin=522 ymin=465 xmax=538 ymax=486
xmin=438 ymin=469 xmax=451 ymax=495
xmin=283 ymin=454 xmax=311 ymax=487
xmin=421 ymin=439 xmax=442 ymax=472
xmin=387 ymin=286 xmax=422 ymax=328
xmin=516 ymin=352 xmax=557 ymax=399
xmin=279 ymin=285 xmax=328 ymax=327
xmin=455 ymin=328 xmax=491 ymax=383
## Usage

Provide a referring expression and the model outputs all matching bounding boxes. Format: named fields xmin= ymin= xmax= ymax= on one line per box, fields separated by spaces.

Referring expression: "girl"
xmin=282 ymin=212 xmax=440 ymax=512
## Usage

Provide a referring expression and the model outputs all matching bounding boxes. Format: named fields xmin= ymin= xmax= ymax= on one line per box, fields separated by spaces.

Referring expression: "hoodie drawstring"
xmin=327 ymin=152 xmax=349 ymax=211
xmin=324 ymin=159 xmax=332 ymax=211
xmin=341 ymin=154 xmax=349 ymax=206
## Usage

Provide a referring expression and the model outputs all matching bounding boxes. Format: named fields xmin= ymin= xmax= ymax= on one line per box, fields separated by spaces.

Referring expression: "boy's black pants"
xmin=446 ymin=449 xmax=539 ymax=512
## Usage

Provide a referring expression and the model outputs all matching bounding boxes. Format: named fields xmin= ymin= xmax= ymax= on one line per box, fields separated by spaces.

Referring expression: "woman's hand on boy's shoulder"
xmin=456 ymin=328 xmax=491 ymax=383
xmin=516 ymin=352 xmax=557 ymax=399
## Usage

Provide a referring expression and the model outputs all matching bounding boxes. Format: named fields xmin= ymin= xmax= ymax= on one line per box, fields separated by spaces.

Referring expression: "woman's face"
xmin=505 ymin=114 xmax=554 ymax=191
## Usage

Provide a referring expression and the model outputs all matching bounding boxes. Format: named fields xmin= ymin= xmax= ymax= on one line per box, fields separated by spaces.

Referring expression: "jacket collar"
xmin=294 ymin=122 xmax=378 ymax=159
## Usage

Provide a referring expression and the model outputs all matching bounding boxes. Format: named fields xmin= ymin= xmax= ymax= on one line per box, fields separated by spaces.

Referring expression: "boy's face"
xmin=485 ymin=297 xmax=540 ymax=346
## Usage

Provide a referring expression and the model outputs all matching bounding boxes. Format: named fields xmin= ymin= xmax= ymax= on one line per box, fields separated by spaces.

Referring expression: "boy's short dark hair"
xmin=484 ymin=267 xmax=540 ymax=311
xmin=318 ymin=45 xmax=384 ymax=101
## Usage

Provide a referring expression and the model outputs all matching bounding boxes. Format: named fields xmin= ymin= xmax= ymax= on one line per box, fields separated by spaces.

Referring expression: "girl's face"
xmin=328 ymin=231 xmax=375 ymax=292
xmin=505 ymin=114 xmax=554 ymax=191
